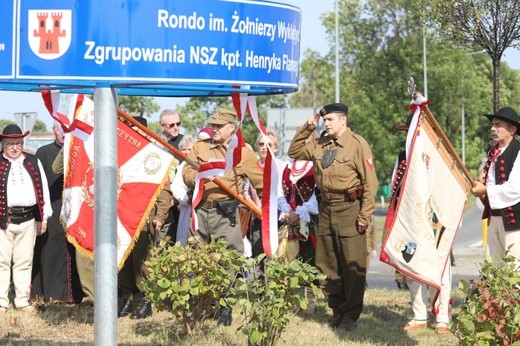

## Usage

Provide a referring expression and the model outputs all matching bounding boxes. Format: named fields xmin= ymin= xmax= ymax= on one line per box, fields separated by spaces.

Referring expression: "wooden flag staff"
xmin=416 ymin=95 xmax=474 ymax=187
xmin=407 ymin=77 xmax=474 ymax=189
xmin=117 ymin=108 xmax=262 ymax=217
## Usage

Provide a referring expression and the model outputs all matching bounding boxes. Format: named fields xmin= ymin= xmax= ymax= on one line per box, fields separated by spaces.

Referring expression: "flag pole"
xmin=420 ymin=104 xmax=473 ymax=186
xmin=117 ymin=108 xmax=262 ymax=217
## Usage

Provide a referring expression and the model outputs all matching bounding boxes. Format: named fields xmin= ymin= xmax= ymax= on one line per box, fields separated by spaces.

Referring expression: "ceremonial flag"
xmin=231 ymin=89 xmax=284 ymax=256
xmin=54 ymin=94 xmax=173 ymax=269
xmin=41 ymin=90 xmax=93 ymax=140
xmin=261 ymin=148 xmax=286 ymax=256
xmin=381 ymin=96 xmax=470 ymax=311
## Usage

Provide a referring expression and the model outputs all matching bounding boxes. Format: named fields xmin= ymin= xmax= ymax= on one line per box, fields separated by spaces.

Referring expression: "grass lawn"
xmin=0 ymin=211 xmax=473 ymax=345
xmin=0 ymin=287 xmax=461 ymax=345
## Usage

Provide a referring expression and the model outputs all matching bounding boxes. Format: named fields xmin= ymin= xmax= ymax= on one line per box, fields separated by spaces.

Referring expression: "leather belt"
xmin=490 ymin=209 xmax=502 ymax=216
xmin=320 ymin=184 xmax=364 ymax=204
xmin=8 ymin=205 xmax=36 ymax=225
xmin=200 ymin=199 xmax=233 ymax=209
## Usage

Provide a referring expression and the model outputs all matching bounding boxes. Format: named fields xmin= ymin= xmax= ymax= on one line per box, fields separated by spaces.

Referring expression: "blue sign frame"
xmin=0 ymin=0 xmax=301 ymax=97
xmin=0 ymin=1 xmax=15 ymax=78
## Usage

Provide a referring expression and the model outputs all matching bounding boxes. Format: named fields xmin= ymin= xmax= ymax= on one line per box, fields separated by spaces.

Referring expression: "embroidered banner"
xmin=60 ymin=96 xmax=173 ymax=269
xmin=381 ymin=100 xmax=470 ymax=309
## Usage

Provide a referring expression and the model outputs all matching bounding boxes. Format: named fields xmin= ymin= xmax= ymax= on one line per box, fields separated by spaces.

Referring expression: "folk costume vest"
xmin=389 ymin=150 xmax=407 ymax=204
xmin=0 ymin=153 xmax=45 ymax=230
xmin=281 ymin=162 xmax=315 ymax=210
xmin=483 ymin=139 xmax=520 ymax=232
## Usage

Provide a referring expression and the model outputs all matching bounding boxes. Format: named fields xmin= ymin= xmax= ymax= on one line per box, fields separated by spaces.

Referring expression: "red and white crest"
xmin=365 ymin=155 xmax=375 ymax=170
xmin=28 ymin=10 xmax=72 ymax=60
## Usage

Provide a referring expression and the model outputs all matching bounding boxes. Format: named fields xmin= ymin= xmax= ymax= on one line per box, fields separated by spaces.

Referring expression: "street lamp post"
xmin=335 ymin=0 xmax=339 ymax=102
xmin=461 ymin=104 xmax=465 ymax=164
xmin=423 ymin=27 xmax=428 ymax=98
xmin=460 ymin=50 xmax=484 ymax=165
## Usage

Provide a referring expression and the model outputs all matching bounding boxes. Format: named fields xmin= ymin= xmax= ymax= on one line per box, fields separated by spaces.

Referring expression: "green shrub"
xmin=143 ymin=236 xmax=250 ymax=334
xmin=144 ymin=236 xmax=325 ymax=344
xmin=233 ymin=256 xmax=325 ymax=346
xmin=453 ymin=253 xmax=520 ymax=345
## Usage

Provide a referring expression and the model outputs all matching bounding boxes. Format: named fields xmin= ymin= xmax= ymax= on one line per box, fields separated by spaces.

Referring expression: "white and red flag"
xmin=41 ymin=90 xmax=94 ymax=140
xmin=50 ymin=93 xmax=173 ymax=269
xmin=381 ymin=95 xmax=470 ymax=311
xmin=230 ymin=89 xmax=285 ymax=256
xmin=191 ymin=161 xmax=226 ymax=231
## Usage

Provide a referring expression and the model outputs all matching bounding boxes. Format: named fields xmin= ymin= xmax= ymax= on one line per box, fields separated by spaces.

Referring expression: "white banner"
xmin=381 ymin=109 xmax=469 ymax=290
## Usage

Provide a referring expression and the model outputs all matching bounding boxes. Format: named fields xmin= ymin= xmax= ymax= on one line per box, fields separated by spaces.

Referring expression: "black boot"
xmin=118 ymin=299 xmax=134 ymax=317
xmin=217 ymin=307 xmax=232 ymax=326
xmin=130 ymin=299 xmax=152 ymax=319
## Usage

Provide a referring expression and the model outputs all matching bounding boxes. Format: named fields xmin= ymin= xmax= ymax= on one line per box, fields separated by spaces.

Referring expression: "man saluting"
xmin=288 ymin=103 xmax=378 ymax=332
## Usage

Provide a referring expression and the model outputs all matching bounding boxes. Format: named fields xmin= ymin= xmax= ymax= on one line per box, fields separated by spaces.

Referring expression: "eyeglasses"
xmin=161 ymin=122 xmax=181 ymax=129
xmin=3 ymin=142 xmax=23 ymax=149
xmin=258 ymin=141 xmax=275 ymax=148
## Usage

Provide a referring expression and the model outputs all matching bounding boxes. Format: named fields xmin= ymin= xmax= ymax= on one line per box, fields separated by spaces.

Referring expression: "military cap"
xmin=133 ymin=116 xmax=148 ymax=128
xmin=207 ymin=108 xmax=237 ymax=125
xmin=319 ymin=103 xmax=348 ymax=117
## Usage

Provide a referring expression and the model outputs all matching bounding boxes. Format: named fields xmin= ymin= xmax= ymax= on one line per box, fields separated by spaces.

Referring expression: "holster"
xmin=346 ymin=185 xmax=364 ymax=201
xmin=217 ymin=199 xmax=239 ymax=227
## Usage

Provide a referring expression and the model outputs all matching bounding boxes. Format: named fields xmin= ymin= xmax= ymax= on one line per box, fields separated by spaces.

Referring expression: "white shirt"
xmin=487 ymin=145 xmax=520 ymax=209
xmin=277 ymin=160 xmax=318 ymax=223
xmin=5 ymin=153 xmax=52 ymax=221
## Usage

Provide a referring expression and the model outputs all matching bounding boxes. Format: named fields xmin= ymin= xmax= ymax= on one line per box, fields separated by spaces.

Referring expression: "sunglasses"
xmin=162 ymin=122 xmax=181 ymax=129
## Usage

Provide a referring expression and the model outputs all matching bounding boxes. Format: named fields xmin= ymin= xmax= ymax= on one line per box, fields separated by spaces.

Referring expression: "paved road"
xmin=367 ymin=206 xmax=485 ymax=289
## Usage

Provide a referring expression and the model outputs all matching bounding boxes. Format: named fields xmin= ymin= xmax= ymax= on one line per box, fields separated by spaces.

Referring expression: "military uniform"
xmin=288 ymin=116 xmax=378 ymax=324
xmin=183 ymin=111 xmax=263 ymax=255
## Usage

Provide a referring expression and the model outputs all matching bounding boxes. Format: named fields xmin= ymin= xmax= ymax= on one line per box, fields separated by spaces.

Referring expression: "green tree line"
xmin=170 ymin=0 xmax=520 ymax=185
xmin=291 ymin=0 xmax=520 ymax=184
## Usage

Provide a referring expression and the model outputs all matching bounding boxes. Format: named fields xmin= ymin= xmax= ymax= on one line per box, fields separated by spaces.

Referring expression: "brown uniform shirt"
xmin=153 ymin=186 xmax=173 ymax=224
xmin=288 ymin=124 xmax=378 ymax=225
xmin=182 ymin=139 xmax=263 ymax=201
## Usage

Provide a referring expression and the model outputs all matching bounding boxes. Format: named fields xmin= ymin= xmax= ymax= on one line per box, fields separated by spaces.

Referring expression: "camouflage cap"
xmin=207 ymin=108 xmax=237 ymax=125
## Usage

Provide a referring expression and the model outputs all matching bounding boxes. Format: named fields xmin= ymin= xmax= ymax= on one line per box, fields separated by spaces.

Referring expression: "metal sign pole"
xmin=93 ymin=87 xmax=118 ymax=345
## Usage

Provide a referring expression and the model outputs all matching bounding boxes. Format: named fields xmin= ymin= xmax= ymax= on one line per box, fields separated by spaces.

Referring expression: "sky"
xmin=0 ymin=0 xmax=518 ymax=130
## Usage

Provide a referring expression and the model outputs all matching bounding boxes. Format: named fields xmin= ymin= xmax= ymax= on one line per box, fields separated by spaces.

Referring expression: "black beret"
xmin=133 ymin=116 xmax=148 ymax=128
xmin=319 ymin=103 xmax=348 ymax=117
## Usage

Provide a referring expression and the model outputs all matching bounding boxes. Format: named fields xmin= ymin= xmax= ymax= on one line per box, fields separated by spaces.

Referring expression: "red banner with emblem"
xmin=58 ymin=96 xmax=173 ymax=269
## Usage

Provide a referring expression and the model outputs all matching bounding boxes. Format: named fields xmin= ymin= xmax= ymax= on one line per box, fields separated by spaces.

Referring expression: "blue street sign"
xmin=0 ymin=0 xmax=301 ymax=97
xmin=0 ymin=1 xmax=15 ymax=78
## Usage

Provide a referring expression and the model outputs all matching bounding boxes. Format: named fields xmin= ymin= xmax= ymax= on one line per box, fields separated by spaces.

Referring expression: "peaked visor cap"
xmin=207 ymin=108 xmax=237 ymax=125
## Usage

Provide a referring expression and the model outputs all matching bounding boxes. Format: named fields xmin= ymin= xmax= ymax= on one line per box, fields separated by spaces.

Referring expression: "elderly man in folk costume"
xmin=0 ymin=124 xmax=52 ymax=312
xmin=472 ymin=107 xmax=520 ymax=265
